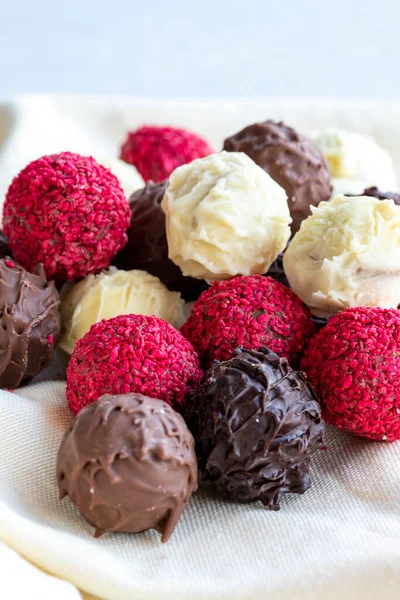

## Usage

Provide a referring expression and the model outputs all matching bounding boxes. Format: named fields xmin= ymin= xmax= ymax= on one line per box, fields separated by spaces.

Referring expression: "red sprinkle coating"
xmin=301 ymin=307 xmax=400 ymax=442
xmin=120 ymin=125 xmax=214 ymax=182
xmin=66 ymin=314 xmax=202 ymax=415
xmin=3 ymin=152 xmax=131 ymax=281
xmin=181 ymin=275 xmax=315 ymax=369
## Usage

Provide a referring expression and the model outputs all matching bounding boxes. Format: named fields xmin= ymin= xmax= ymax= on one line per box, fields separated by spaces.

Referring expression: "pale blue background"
xmin=1 ymin=0 xmax=400 ymax=96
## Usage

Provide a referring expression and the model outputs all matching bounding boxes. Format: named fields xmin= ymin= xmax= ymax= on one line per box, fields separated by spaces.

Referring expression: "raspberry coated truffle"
xmin=66 ymin=314 xmax=202 ymax=415
xmin=0 ymin=258 xmax=60 ymax=388
xmin=3 ymin=152 xmax=131 ymax=281
xmin=185 ymin=347 xmax=324 ymax=509
xmin=120 ymin=125 xmax=214 ymax=183
xmin=223 ymin=120 xmax=332 ymax=234
xmin=57 ymin=393 xmax=197 ymax=542
xmin=181 ymin=275 xmax=315 ymax=368
xmin=301 ymin=307 xmax=400 ymax=441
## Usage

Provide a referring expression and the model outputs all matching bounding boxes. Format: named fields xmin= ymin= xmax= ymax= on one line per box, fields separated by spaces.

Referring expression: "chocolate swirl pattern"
xmin=185 ymin=347 xmax=324 ymax=509
xmin=0 ymin=259 xmax=60 ymax=388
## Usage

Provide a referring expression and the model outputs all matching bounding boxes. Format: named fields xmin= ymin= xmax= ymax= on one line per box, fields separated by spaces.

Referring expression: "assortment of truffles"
xmin=1 ymin=116 xmax=399 ymax=544
xmin=57 ymin=393 xmax=197 ymax=542
xmin=185 ymin=347 xmax=324 ymax=508
xmin=224 ymin=120 xmax=332 ymax=233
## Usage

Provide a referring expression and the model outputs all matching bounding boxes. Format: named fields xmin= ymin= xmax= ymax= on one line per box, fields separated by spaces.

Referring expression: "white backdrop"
xmin=1 ymin=0 xmax=400 ymax=97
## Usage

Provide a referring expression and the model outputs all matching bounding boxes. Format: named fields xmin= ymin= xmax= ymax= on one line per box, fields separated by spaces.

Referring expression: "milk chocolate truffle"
xmin=0 ymin=258 xmax=60 ymax=388
xmin=113 ymin=181 xmax=207 ymax=301
xmin=223 ymin=121 xmax=332 ymax=233
xmin=185 ymin=347 xmax=324 ymax=509
xmin=57 ymin=393 xmax=198 ymax=542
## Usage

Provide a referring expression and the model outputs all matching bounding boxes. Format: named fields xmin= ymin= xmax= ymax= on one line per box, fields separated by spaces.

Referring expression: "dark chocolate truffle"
xmin=113 ymin=181 xmax=208 ymax=301
xmin=265 ymin=252 xmax=289 ymax=287
xmin=185 ymin=347 xmax=324 ymax=509
xmin=0 ymin=258 xmax=60 ymax=388
xmin=360 ymin=186 xmax=400 ymax=204
xmin=57 ymin=393 xmax=198 ymax=542
xmin=223 ymin=121 xmax=332 ymax=234
xmin=0 ymin=231 xmax=10 ymax=259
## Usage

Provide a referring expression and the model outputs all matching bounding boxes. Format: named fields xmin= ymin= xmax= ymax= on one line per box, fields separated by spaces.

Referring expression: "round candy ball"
xmin=57 ymin=392 xmax=198 ymax=542
xmin=161 ymin=151 xmax=291 ymax=281
xmin=66 ymin=314 xmax=202 ymax=414
xmin=3 ymin=152 xmax=131 ymax=281
xmin=181 ymin=275 xmax=315 ymax=369
xmin=120 ymin=125 xmax=214 ymax=183
xmin=224 ymin=120 xmax=332 ymax=234
xmin=185 ymin=347 xmax=324 ymax=509
xmin=301 ymin=307 xmax=400 ymax=442
xmin=113 ymin=181 xmax=208 ymax=301
xmin=284 ymin=194 xmax=400 ymax=318
xmin=0 ymin=258 xmax=60 ymax=388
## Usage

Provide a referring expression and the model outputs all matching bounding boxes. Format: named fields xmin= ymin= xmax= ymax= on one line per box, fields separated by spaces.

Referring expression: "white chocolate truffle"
xmin=161 ymin=151 xmax=291 ymax=281
xmin=96 ymin=156 xmax=144 ymax=199
xmin=283 ymin=194 xmax=400 ymax=317
xmin=60 ymin=268 xmax=185 ymax=354
xmin=313 ymin=129 xmax=397 ymax=190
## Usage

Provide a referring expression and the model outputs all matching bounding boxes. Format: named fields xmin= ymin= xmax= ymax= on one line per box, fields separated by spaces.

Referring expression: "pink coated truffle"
xmin=301 ymin=307 xmax=400 ymax=442
xmin=3 ymin=152 xmax=131 ymax=281
xmin=66 ymin=314 xmax=202 ymax=415
xmin=181 ymin=275 xmax=315 ymax=369
xmin=119 ymin=125 xmax=214 ymax=182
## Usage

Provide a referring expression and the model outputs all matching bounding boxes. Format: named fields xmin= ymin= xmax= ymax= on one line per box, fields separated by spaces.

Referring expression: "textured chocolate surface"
xmin=185 ymin=347 xmax=324 ymax=509
xmin=360 ymin=186 xmax=400 ymax=204
xmin=113 ymin=181 xmax=208 ymax=301
xmin=57 ymin=393 xmax=198 ymax=542
xmin=224 ymin=121 xmax=332 ymax=234
xmin=0 ymin=259 xmax=60 ymax=388
xmin=0 ymin=231 xmax=9 ymax=259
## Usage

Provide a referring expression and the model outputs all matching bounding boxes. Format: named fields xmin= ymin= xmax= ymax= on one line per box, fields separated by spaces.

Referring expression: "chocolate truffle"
xmin=57 ymin=393 xmax=198 ymax=542
xmin=0 ymin=231 xmax=10 ymax=259
xmin=185 ymin=347 xmax=324 ymax=509
xmin=0 ymin=258 xmax=60 ymax=388
xmin=223 ymin=121 xmax=332 ymax=234
xmin=113 ymin=181 xmax=207 ymax=301
xmin=359 ymin=186 xmax=400 ymax=204
xmin=265 ymin=252 xmax=289 ymax=287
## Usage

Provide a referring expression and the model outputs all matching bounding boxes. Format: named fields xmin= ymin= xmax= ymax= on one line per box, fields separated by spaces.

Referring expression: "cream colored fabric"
xmin=1 ymin=97 xmax=400 ymax=600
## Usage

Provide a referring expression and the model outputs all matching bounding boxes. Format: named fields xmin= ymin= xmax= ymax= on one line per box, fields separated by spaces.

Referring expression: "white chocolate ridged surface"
xmin=161 ymin=151 xmax=291 ymax=281
xmin=60 ymin=268 xmax=185 ymax=354
xmin=313 ymin=128 xmax=397 ymax=191
xmin=283 ymin=194 xmax=400 ymax=317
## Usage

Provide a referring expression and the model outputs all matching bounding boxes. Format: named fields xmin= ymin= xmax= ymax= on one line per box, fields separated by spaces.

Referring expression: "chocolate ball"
xmin=0 ymin=258 xmax=60 ymax=388
xmin=113 ymin=181 xmax=208 ymax=301
xmin=0 ymin=231 xmax=10 ymax=259
xmin=57 ymin=393 xmax=198 ymax=542
xmin=359 ymin=186 xmax=400 ymax=204
xmin=185 ymin=346 xmax=324 ymax=509
xmin=223 ymin=121 xmax=332 ymax=234
xmin=265 ymin=251 xmax=289 ymax=287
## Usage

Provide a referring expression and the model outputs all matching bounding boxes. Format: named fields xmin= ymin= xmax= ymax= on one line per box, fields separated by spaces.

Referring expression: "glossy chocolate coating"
xmin=265 ymin=252 xmax=289 ymax=287
xmin=57 ymin=393 xmax=198 ymax=542
xmin=113 ymin=181 xmax=208 ymax=301
xmin=185 ymin=347 xmax=324 ymax=509
xmin=224 ymin=121 xmax=332 ymax=234
xmin=0 ymin=259 xmax=60 ymax=388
